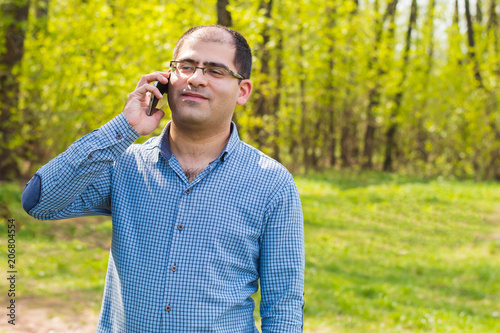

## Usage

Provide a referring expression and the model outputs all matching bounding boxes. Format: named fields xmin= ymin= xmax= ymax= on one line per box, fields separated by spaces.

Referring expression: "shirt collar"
xmin=158 ymin=121 xmax=240 ymax=162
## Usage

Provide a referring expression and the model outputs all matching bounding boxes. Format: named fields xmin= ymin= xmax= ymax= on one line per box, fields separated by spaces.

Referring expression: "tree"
xmin=362 ymin=0 xmax=399 ymax=169
xmin=383 ymin=0 xmax=417 ymax=172
xmin=465 ymin=0 xmax=484 ymax=88
xmin=8 ymin=0 xmax=500 ymax=180
xmin=325 ymin=3 xmax=337 ymax=167
xmin=217 ymin=0 xmax=232 ymax=27
xmin=0 ymin=0 xmax=30 ymax=180
xmin=252 ymin=0 xmax=273 ymax=150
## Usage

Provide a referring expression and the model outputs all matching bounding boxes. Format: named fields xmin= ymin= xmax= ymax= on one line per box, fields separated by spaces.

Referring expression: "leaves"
xmin=1 ymin=0 xmax=499 ymax=179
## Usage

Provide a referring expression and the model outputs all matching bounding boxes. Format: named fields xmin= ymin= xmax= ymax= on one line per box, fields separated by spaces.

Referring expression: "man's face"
xmin=167 ymin=35 xmax=251 ymax=133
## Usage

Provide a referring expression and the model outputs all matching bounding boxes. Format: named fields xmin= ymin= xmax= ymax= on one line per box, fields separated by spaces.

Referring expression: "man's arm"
xmin=259 ymin=175 xmax=305 ymax=332
xmin=22 ymin=72 xmax=170 ymax=220
xmin=22 ymin=113 xmax=140 ymax=220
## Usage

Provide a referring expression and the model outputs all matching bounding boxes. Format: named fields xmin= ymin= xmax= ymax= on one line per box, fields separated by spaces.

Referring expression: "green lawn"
xmin=1 ymin=172 xmax=499 ymax=332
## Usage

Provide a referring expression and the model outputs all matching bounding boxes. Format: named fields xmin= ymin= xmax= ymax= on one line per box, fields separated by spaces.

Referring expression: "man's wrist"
xmin=97 ymin=113 xmax=141 ymax=157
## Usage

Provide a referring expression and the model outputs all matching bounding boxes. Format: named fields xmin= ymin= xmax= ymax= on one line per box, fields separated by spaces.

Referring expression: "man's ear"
xmin=236 ymin=80 xmax=253 ymax=106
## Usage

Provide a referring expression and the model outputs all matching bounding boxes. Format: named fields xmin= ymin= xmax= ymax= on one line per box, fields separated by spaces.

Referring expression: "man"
xmin=22 ymin=25 xmax=304 ymax=332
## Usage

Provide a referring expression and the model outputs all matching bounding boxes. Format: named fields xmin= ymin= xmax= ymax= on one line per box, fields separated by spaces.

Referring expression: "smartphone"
xmin=147 ymin=79 xmax=169 ymax=116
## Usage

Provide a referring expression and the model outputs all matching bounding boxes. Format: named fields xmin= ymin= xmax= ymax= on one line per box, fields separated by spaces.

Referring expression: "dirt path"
xmin=0 ymin=299 xmax=99 ymax=333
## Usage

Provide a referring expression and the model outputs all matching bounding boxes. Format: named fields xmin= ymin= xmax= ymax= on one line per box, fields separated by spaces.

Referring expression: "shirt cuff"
xmin=98 ymin=113 xmax=141 ymax=158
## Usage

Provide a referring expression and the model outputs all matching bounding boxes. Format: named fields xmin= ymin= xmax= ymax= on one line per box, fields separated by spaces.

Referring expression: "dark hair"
xmin=172 ymin=25 xmax=252 ymax=80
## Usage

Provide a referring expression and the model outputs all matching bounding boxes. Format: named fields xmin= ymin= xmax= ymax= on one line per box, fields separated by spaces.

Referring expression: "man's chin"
xmin=173 ymin=112 xmax=211 ymax=127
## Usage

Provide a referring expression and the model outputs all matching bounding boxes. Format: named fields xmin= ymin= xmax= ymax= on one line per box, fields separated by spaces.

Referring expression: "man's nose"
xmin=187 ymin=67 xmax=208 ymax=87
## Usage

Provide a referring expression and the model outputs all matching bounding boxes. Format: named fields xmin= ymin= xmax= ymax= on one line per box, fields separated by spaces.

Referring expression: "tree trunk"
xmin=488 ymin=0 xmax=498 ymax=35
xmin=488 ymin=0 xmax=498 ymax=62
xmin=253 ymin=0 xmax=273 ymax=149
xmin=0 ymin=0 xmax=30 ymax=180
xmin=311 ymin=116 xmax=322 ymax=170
xmin=362 ymin=0 xmax=399 ymax=169
xmin=217 ymin=0 xmax=232 ymax=27
xmin=326 ymin=5 xmax=337 ymax=167
xmin=327 ymin=81 xmax=337 ymax=167
xmin=383 ymin=0 xmax=417 ymax=172
xmin=416 ymin=0 xmax=436 ymax=163
xmin=298 ymin=24 xmax=309 ymax=173
xmin=271 ymin=26 xmax=283 ymax=162
xmin=339 ymin=0 xmax=360 ymax=169
xmin=476 ymin=0 xmax=483 ymax=23
xmin=340 ymin=113 xmax=353 ymax=168
xmin=465 ymin=0 xmax=484 ymax=88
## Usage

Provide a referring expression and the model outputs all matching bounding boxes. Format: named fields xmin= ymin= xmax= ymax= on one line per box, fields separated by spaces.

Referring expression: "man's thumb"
xmin=153 ymin=109 xmax=165 ymax=121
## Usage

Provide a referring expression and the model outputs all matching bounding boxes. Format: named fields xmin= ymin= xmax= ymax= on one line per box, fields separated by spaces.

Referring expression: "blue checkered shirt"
xmin=23 ymin=113 xmax=305 ymax=332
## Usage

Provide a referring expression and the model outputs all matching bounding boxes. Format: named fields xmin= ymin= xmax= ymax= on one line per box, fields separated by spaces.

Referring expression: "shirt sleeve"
xmin=259 ymin=175 xmax=305 ymax=332
xmin=22 ymin=113 xmax=140 ymax=220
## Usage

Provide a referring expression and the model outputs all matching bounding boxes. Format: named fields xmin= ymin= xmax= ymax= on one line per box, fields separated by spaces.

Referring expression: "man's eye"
xmin=207 ymin=68 xmax=225 ymax=76
xmin=180 ymin=65 xmax=193 ymax=71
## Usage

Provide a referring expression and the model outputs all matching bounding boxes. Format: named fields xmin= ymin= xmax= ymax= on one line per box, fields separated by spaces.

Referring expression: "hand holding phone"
xmin=147 ymin=80 xmax=169 ymax=116
xmin=123 ymin=72 xmax=168 ymax=136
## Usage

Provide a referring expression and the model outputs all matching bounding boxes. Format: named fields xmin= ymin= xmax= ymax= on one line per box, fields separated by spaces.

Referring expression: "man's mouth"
xmin=181 ymin=92 xmax=208 ymax=101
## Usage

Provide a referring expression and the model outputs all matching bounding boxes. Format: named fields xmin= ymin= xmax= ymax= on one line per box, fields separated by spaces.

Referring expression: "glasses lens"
xmin=175 ymin=62 xmax=195 ymax=75
xmin=205 ymin=67 xmax=228 ymax=79
xmin=171 ymin=61 xmax=241 ymax=80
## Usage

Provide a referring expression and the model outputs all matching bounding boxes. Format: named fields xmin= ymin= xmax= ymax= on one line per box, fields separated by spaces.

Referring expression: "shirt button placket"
xmin=166 ymin=186 xmax=191 ymax=314
xmin=173 ymin=188 xmax=190 ymax=270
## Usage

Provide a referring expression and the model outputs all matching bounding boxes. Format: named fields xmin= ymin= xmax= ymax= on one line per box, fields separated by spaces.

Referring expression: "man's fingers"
xmin=134 ymin=84 xmax=164 ymax=100
xmin=135 ymin=72 xmax=170 ymax=88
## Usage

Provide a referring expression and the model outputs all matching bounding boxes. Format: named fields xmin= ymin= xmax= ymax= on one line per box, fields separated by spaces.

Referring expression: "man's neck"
xmin=168 ymin=121 xmax=231 ymax=172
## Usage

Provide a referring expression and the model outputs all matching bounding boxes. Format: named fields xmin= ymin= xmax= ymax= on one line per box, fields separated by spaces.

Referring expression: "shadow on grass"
xmin=296 ymin=170 xmax=434 ymax=190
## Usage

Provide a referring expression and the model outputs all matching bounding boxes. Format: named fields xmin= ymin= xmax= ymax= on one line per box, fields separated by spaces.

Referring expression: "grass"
xmin=298 ymin=172 xmax=500 ymax=332
xmin=1 ymin=172 xmax=499 ymax=332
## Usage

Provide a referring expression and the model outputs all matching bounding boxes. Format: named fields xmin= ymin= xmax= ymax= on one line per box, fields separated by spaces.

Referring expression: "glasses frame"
xmin=170 ymin=61 xmax=245 ymax=80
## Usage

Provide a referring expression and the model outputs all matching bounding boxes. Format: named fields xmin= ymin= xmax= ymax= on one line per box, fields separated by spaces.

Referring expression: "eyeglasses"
xmin=170 ymin=61 xmax=245 ymax=81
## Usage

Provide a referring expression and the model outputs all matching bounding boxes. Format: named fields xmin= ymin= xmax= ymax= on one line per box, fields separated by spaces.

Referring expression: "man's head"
xmin=167 ymin=25 xmax=253 ymax=135
xmin=172 ymin=25 xmax=252 ymax=80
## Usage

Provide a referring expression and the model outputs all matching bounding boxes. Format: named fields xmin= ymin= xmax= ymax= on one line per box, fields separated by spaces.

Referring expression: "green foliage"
xmin=1 ymin=0 xmax=499 ymax=179
xmin=0 ymin=181 xmax=22 ymax=220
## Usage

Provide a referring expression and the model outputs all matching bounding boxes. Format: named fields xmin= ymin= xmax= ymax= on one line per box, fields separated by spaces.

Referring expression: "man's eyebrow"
xmin=177 ymin=58 xmax=230 ymax=70
xmin=204 ymin=61 xmax=230 ymax=69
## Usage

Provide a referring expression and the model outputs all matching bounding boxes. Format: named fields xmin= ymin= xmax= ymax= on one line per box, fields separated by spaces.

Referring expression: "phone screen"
xmin=147 ymin=80 xmax=169 ymax=116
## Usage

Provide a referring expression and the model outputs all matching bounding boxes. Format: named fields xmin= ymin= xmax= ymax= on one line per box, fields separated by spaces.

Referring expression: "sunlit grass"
xmin=1 ymin=172 xmax=499 ymax=332
xmin=297 ymin=172 xmax=500 ymax=332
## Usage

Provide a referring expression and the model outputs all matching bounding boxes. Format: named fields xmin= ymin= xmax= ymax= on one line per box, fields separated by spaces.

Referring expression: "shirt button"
xmin=165 ymin=305 xmax=171 ymax=312
xmin=116 ymin=134 xmax=122 ymax=139
xmin=185 ymin=188 xmax=191 ymax=194
xmin=178 ymin=224 xmax=184 ymax=231
xmin=88 ymin=154 xmax=93 ymax=159
xmin=171 ymin=265 xmax=177 ymax=272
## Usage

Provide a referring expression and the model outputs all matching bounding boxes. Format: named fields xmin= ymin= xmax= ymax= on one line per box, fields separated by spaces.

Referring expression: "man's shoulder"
xmin=123 ymin=135 xmax=161 ymax=153
xmin=113 ymin=136 xmax=162 ymax=167
xmin=235 ymin=141 xmax=295 ymax=184
xmin=235 ymin=142 xmax=301 ymax=210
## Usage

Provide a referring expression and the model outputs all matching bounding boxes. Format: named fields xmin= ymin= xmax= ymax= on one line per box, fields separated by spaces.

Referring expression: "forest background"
xmin=1 ymin=0 xmax=500 ymax=182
